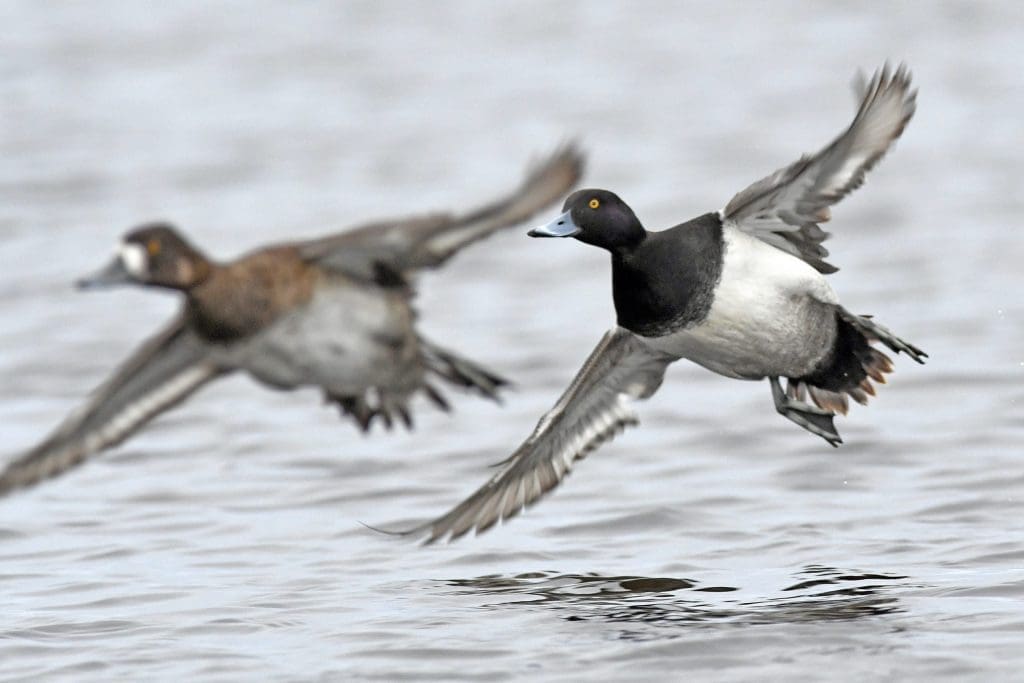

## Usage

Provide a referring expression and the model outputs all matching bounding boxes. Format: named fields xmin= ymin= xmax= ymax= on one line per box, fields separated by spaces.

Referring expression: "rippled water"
xmin=2 ymin=2 xmax=1023 ymax=680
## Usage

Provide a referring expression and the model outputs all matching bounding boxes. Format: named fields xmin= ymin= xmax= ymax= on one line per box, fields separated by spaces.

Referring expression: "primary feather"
xmin=723 ymin=64 xmax=916 ymax=273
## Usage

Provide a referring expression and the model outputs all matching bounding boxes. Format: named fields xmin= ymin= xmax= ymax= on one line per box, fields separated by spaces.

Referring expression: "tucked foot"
xmin=770 ymin=377 xmax=843 ymax=447
xmin=326 ymin=391 xmax=416 ymax=433
xmin=420 ymin=338 xmax=509 ymax=402
xmin=328 ymin=394 xmax=374 ymax=432
xmin=781 ymin=402 xmax=843 ymax=447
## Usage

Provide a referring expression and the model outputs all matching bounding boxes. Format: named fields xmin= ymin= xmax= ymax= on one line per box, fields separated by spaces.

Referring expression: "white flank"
xmin=646 ymin=227 xmax=836 ymax=379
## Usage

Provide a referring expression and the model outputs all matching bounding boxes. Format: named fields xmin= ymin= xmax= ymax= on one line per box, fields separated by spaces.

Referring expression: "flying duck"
xmin=406 ymin=65 xmax=926 ymax=543
xmin=0 ymin=145 xmax=584 ymax=496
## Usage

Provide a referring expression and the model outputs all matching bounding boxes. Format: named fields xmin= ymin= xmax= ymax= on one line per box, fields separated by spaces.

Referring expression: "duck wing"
xmin=722 ymin=64 xmax=916 ymax=273
xmin=298 ymin=143 xmax=584 ymax=282
xmin=0 ymin=318 xmax=225 ymax=495
xmin=400 ymin=327 xmax=672 ymax=543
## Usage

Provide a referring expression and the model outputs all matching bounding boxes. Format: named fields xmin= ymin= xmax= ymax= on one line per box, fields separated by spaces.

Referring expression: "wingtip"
xmin=0 ymin=442 xmax=85 ymax=499
xmin=854 ymin=61 xmax=917 ymax=116
xmin=359 ymin=517 xmax=467 ymax=546
xmin=0 ymin=472 xmax=21 ymax=498
xmin=359 ymin=519 xmax=431 ymax=542
xmin=526 ymin=139 xmax=587 ymax=194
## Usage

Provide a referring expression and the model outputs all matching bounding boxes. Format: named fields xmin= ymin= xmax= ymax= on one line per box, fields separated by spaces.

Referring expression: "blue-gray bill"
xmin=77 ymin=256 xmax=133 ymax=289
xmin=528 ymin=211 xmax=580 ymax=238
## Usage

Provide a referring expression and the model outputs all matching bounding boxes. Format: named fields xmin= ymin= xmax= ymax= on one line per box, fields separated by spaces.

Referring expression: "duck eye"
xmin=147 ymin=239 xmax=161 ymax=256
xmin=588 ymin=198 xmax=600 ymax=209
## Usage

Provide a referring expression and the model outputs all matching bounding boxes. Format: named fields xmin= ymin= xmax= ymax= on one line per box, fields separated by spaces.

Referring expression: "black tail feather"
xmin=419 ymin=338 xmax=509 ymax=402
xmin=422 ymin=382 xmax=451 ymax=412
xmin=792 ymin=309 xmax=923 ymax=413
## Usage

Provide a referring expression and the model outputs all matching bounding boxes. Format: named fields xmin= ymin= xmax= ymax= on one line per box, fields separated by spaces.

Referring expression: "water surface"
xmin=1 ymin=2 xmax=1023 ymax=680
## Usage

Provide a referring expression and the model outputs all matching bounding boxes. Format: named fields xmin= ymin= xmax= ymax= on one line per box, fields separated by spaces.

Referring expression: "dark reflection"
xmin=448 ymin=572 xmax=698 ymax=597
xmin=441 ymin=565 xmax=909 ymax=638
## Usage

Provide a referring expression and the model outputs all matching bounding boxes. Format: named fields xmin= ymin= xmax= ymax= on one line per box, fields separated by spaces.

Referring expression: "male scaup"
xmin=406 ymin=65 xmax=927 ymax=542
xmin=0 ymin=145 xmax=584 ymax=496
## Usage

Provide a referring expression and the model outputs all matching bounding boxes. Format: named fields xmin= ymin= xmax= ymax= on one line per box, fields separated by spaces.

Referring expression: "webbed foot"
xmin=770 ymin=377 xmax=842 ymax=447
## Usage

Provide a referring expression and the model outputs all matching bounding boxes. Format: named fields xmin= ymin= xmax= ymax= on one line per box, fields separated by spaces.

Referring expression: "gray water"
xmin=1 ymin=2 xmax=1022 ymax=680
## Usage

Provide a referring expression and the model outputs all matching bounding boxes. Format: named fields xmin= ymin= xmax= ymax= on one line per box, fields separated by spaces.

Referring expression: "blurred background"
xmin=1 ymin=2 xmax=1022 ymax=680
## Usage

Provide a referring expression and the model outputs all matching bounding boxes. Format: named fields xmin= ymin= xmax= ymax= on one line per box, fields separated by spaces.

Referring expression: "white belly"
xmin=645 ymin=228 xmax=837 ymax=379
xmin=224 ymin=282 xmax=421 ymax=396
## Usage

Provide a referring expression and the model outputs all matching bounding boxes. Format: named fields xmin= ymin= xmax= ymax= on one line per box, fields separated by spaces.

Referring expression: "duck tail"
xmin=790 ymin=308 xmax=925 ymax=414
xmin=419 ymin=338 xmax=510 ymax=404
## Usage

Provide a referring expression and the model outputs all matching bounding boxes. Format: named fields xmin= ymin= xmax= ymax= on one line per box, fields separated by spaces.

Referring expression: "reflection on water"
xmin=443 ymin=565 xmax=908 ymax=637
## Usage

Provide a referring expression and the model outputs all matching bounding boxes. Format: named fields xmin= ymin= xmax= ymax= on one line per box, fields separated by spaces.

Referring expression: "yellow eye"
xmin=147 ymin=239 xmax=161 ymax=256
xmin=588 ymin=198 xmax=600 ymax=209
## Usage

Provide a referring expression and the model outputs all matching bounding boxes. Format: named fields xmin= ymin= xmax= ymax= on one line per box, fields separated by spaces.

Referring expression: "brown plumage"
xmin=185 ymin=247 xmax=320 ymax=342
xmin=1 ymin=144 xmax=585 ymax=497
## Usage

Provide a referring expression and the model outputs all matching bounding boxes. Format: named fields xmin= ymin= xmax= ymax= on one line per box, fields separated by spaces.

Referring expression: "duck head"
xmin=77 ymin=222 xmax=212 ymax=291
xmin=529 ymin=189 xmax=645 ymax=252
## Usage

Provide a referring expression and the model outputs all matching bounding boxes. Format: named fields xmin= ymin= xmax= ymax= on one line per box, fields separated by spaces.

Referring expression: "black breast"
xmin=611 ymin=212 xmax=724 ymax=337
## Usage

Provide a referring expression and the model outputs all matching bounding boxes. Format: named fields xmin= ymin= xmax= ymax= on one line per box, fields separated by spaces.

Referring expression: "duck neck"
xmin=610 ymin=213 xmax=725 ymax=336
xmin=182 ymin=257 xmax=215 ymax=291
xmin=609 ymin=227 xmax=647 ymax=256
xmin=183 ymin=261 xmax=246 ymax=342
xmin=148 ymin=249 xmax=215 ymax=294
xmin=579 ymin=207 xmax=647 ymax=254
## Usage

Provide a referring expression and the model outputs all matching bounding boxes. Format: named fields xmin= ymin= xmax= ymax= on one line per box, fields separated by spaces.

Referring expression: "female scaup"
xmin=0 ymin=145 xmax=584 ymax=496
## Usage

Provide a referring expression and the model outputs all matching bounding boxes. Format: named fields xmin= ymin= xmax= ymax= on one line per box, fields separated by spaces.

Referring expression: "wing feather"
xmin=298 ymin=143 xmax=584 ymax=280
xmin=404 ymin=328 xmax=671 ymax=543
xmin=0 ymin=318 xmax=224 ymax=495
xmin=722 ymin=63 xmax=916 ymax=273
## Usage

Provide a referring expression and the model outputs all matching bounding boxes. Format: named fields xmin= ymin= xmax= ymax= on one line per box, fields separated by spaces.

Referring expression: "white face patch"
xmin=118 ymin=242 xmax=148 ymax=278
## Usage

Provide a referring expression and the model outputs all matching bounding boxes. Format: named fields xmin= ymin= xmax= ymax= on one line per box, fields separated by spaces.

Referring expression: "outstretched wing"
xmin=404 ymin=328 xmax=672 ymax=543
xmin=0 ymin=318 xmax=225 ymax=495
xmin=298 ymin=143 xmax=584 ymax=281
xmin=722 ymin=64 xmax=916 ymax=273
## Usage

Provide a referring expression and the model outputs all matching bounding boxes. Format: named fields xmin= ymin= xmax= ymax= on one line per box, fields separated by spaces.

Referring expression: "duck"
xmin=0 ymin=145 xmax=584 ymax=496
xmin=404 ymin=65 xmax=927 ymax=543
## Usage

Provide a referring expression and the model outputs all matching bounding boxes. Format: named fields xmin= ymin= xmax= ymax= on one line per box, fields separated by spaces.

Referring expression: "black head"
xmin=77 ymin=222 xmax=212 ymax=291
xmin=528 ymin=189 xmax=645 ymax=252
